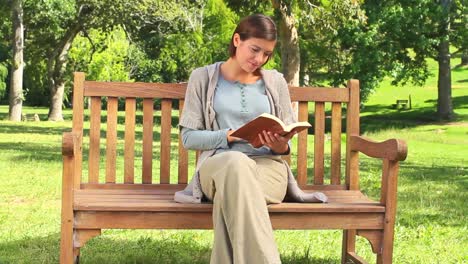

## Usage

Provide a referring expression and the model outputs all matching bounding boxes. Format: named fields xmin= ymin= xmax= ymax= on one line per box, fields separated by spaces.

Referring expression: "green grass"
xmin=0 ymin=59 xmax=467 ymax=263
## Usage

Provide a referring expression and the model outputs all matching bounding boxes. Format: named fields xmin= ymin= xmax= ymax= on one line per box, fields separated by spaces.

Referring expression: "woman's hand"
xmin=258 ymin=130 xmax=296 ymax=154
xmin=227 ymin=129 xmax=242 ymax=143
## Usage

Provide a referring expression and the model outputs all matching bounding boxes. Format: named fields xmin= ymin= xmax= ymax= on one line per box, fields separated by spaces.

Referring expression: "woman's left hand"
xmin=258 ymin=130 xmax=296 ymax=154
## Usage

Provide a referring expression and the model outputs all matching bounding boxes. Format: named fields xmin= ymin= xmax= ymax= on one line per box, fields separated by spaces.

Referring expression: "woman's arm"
xmin=181 ymin=127 xmax=230 ymax=150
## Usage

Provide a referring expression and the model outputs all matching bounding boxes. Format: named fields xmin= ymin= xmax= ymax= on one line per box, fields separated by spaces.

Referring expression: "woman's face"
xmin=233 ymin=33 xmax=276 ymax=73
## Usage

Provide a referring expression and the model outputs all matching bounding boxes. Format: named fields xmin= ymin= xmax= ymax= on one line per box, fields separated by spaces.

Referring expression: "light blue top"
xmin=181 ymin=72 xmax=277 ymax=155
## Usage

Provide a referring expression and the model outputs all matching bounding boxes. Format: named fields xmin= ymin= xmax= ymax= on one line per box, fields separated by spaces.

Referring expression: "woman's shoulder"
xmin=261 ymin=68 xmax=287 ymax=86
xmin=261 ymin=68 xmax=285 ymax=80
xmin=191 ymin=62 xmax=222 ymax=75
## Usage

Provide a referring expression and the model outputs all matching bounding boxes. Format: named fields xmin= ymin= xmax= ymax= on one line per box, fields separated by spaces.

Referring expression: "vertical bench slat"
xmin=124 ymin=98 xmax=136 ymax=183
xmin=346 ymin=80 xmax=360 ymax=190
xmin=142 ymin=99 xmax=154 ymax=184
xmin=314 ymin=102 xmax=325 ymax=185
xmin=178 ymin=100 xmax=189 ymax=184
xmin=72 ymin=73 xmax=85 ymax=189
xmin=297 ymin=101 xmax=308 ymax=186
xmin=331 ymin=102 xmax=342 ymax=185
xmin=105 ymin=97 xmax=118 ymax=183
xmin=88 ymin=97 xmax=102 ymax=183
xmin=160 ymin=99 xmax=172 ymax=184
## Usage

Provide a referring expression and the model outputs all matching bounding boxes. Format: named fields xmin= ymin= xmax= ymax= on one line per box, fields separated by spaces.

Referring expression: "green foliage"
xmin=69 ymin=27 xmax=131 ymax=82
xmin=0 ymin=62 xmax=7 ymax=99
xmin=298 ymin=1 xmax=381 ymax=98
xmin=0 ymin=1 xmax=11 ymax=103
xmin=128 ymin=0 xmax=239 ymax=83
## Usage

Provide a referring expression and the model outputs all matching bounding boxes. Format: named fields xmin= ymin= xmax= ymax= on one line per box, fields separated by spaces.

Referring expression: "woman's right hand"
xmin=227 ymin=129 xmax=241 ymax=143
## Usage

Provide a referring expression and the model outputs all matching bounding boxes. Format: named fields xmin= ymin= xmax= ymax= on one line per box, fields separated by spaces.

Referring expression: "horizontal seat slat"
xmin=74 ymin=211 xmax=384 ymax=230
xmin=80 ymin=183 xmax=187 ymax=191
xmin=74 ymin=190 xmax=384 ymax=213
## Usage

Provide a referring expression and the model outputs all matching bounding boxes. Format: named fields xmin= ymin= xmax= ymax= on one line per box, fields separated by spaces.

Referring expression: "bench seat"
xmin=73 ymin=189 xmax=385 ymax=231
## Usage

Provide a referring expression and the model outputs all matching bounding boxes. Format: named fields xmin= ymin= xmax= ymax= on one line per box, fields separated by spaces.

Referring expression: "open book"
xmin=230 ymin=113 xmax=311 ymax=148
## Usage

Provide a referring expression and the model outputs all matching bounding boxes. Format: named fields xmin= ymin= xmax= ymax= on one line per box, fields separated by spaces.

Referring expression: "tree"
xmin=8 ymin=0 xmax=24 ymax=121
xmin=361 ymin=0 xmax=466 ymax=120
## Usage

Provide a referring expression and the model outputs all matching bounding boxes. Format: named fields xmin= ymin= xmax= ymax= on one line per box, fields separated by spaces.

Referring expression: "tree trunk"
xmin=437 ymin=0 xmax=454 ymax=120
xmin=272 ymin=0 xmax=300 ymax=116
xmin=271 ymin=1 xmax=300 ymax=85
xmin=9 ymin=0 xmax=24 ymax=122
xmin=461 ymin=52 xmax=468 ymax=65
xmin=47 ymin=22 xmax=82 ymax=121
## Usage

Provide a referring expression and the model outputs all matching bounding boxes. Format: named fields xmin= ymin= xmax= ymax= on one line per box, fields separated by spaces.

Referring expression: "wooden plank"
xmin=80 ymin=183 xmax=186 ymax=191
xmin=342 ymin=229 xmax=357 ymax=262
xmin=124 ymin=98 xmax=136 ymax=183
xmin=331 ymin=102 xmax=342 ymax=185
xmin=301 ymin=184 xmax=347 ymax=191
xmin=178 ymin=100 xmax=189 ymax=184
xmin=72 ymin=72 xmax=85 ymax=189
xmin=347 ymin=252 xmax=368 ymax=264
xmin=380 ymin=160 xmax=399 ymax=263
xmin=350 ymin=136 xmax=408 ymax=161
xmin=105 ymin=97 xmax=118 ymax=183
xmin=84 ymin=83 xmax=349 ymax=102
xmin=60 ymin=136 xmax=75 ymax=263
xmin=74 ymin=190 xmax=374 ymax=203
xmin=74 ymin=211 xmax=383 ymax=230
xmin=142 ymin=99 xmax=154 ymax=184
xmin=314 ymin=102 xmax=325 ymax=185
xmin=297 ymin=101 xmax=308 ymax=186
xmin=84 ymin=81 xmax=187 ymax=99
xmin=79 ymin=182 xmax=347 ymax=191
xmin=160 ymin=99 xmax=172 ymax=184
xmin=346 ymin=80 xmax=360 ymax=190
xmin=88 ymin=97 xmax=101 ymax=183
xmin=74 ymin=199 xmax=384 ymax=213
xmin=75 ymin=211 xmax=213 ymax=229
xmin=289 ymin=87 xmax=349 ymax=102
xmin=270 ymin=213 xmax=384 ymax=229
xmin=73 ymin=189 xmax=374 ymax=200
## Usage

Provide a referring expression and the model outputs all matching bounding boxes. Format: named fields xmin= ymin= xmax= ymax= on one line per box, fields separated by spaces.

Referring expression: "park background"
xmin=0 ymin=0 xmax=467 ymax=263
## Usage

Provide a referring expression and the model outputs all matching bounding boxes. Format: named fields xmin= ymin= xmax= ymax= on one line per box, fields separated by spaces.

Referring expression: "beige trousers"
xmin=199 ymin=151 xmax=288 ymax=264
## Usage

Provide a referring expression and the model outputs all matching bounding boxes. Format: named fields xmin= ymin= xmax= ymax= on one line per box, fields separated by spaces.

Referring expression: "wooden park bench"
xmin=60 ymin=72 xmax=407 ymax=264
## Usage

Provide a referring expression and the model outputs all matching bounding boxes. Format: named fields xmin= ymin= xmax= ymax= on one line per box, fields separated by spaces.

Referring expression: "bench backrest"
xmin=71 ymin=72 xmax=360 ymax=192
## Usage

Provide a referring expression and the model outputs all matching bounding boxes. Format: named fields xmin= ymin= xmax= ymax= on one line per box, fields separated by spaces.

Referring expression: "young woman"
xmin=174 ymin=14 xmax=327 ymax=264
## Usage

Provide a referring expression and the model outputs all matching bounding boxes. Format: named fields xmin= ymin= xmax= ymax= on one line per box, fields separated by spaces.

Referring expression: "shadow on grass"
xmin=352 ymin=159 xmax=467 ymax=228
xmin=360 ymin=94 xmax=468 ymax=133
xmin=0 ymin=232 xmax=339 ymax=264
xmin=0 ymin=121 xmax=181 ymax=146
xmin=0 ymin=142 xmax=62 ymax=162
xmin=0 ymin=123 xmax=69 ymax=135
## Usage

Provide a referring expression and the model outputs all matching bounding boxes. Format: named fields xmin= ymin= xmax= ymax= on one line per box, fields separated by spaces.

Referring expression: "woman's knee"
xmin=213 ymin=151 xmax=253 ymax=168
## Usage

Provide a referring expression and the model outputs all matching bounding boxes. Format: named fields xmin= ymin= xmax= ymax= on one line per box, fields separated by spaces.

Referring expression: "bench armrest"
xmin=349 ymin=135 xmax=407 ymax=161
xmin=62 ymin=131 xmax=81 ymax=157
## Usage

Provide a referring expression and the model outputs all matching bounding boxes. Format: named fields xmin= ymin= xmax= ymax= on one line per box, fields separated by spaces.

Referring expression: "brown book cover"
xmin=230 ymin=113 xmax=311 ymax=148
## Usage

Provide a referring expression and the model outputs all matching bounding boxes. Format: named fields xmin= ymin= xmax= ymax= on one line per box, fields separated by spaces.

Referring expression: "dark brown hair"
xmin=228 ymin=14 xmax=277 ymax=58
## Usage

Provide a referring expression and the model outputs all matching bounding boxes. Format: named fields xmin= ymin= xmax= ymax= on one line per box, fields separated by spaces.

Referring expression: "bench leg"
xmin=73 ymin=229 xmax=102 ymax=263
xmin=60 ymin=225 xmax=74 ymax=264
xmin=376 ymin=227 xmax=394 ymax=264
xmin=341 ymin=229 xmax=356 ymax=264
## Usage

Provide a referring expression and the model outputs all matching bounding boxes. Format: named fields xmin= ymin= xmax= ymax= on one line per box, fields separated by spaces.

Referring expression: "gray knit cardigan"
xmin=174 ymin=62 xmax=327 ymax=204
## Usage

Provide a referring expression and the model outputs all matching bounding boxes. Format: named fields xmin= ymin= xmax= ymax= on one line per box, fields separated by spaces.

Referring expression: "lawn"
xmin=0 ymin=59 xmax=467 ymax=263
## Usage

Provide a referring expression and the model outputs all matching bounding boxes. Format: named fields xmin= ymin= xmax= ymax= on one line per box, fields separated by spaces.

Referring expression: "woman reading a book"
xmin=174 ymin=14 xmax=327 ymax=264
